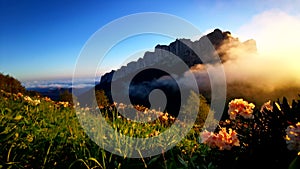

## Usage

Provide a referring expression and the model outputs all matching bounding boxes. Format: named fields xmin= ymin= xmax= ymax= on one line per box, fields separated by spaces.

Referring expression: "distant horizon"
xmin=21 ymin=76 xmax=101 ymax=89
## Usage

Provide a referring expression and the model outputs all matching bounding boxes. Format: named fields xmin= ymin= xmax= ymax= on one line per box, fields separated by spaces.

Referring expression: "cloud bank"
xmin=22 ymin=78 xmax=100 ymax=89
xmin=178 ymin=10 xmax=300 ymax=104
xmin=222 ymin=9 xmax=300 ymax=91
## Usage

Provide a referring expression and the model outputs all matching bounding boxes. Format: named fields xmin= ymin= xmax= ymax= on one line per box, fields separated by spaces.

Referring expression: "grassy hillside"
xmin=1 ymin=73 xmax=300 ymax=169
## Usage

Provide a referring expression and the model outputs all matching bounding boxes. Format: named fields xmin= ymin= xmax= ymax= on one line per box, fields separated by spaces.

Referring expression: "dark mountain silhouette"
xmin=79 ymin=29 xmax=257 ymax=115
xmin=26 ymin=87 xmax=72 ymax=101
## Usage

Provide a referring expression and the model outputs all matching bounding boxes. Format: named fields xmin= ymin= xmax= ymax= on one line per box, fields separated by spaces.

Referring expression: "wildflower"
xmin=228 ymin=99 xmax=255 ymax=120
xmin=24 ymin=96 xmax=32 ymax=102
xmin=260 ymin=100 xmax=273 ymax=113
xmin=17 ymin=92 xmax=23 ymax=97
xmin=57 ymin=101 xmax=69 ymax=108
xmin=117 ymin=103 xmax=126 ymax=110
xmin=200 ymin=130 xmax=214 ymax=143
xmin=161 ymin=114 xmax=168 ymax=121
xmin=285 ymin=122 xmax=300 ymax=152
xmin=218 ymin=128 xmax=240 ymax=150
xmin=31 ymin=99 xmax=41 ymax=106
xmin=24 ymin=96 xmax=40 ymax=106
xmin=149 ymin=130 xmax=160 ymax=137
xmin=44 ymin=97 xmax=52 ymax=102
xmin=15 ymin=133 xmax=19 ymax=139
xmin=200 ymin=128 xmax=240 ymax=150
xmin=14 ymin=115 xmax=23 ymax=121
xmin=26 ymin=134 xmax=34 ymax=142
xmin=59 ymin=133 xmax=65 ymax=137
xmin=169 ymin=116 xmax=175 ymax=122
xmin=157 ymin=111 xmax=164 ymax=116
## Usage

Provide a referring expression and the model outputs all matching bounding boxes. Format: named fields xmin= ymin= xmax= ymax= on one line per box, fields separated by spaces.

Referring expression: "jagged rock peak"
xmin=98 ymin=28 xmax=256 ymax=84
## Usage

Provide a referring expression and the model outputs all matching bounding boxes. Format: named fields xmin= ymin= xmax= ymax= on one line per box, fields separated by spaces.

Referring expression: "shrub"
xmin=0 ymin=73 xmax=25 ymax=94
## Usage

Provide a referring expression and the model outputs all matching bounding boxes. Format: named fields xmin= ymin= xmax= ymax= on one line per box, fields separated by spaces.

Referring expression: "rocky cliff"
xmin=97 ymin=29 xmax=256 ymax=89
xmin=94 ymin=29 xmax=257 ymax=114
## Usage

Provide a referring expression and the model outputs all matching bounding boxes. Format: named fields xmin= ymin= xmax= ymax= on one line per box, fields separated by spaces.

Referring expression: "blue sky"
xmin=1 ymin=0 xmax=299 ymax=82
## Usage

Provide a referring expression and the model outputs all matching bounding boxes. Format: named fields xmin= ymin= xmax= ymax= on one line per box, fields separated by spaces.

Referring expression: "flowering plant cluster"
xmin=200 ymin=97 xmax=300 ymax=169
xmin=23 ymin=96 xmax=41 ymax=106
xmin=0 ymin=89 xmax=73 ymax=109
xmin=228 ymin=98 xmax=255 ymax=120
xmin=57 ymin=101 xmax=69 ymax=108
xmin=0 ymin=90 xmax=24 ymax=101
xmin=43 ymin=96 xmax=53 ymax=102
xmin=285 ymin=122 xmax=300 ymax=154
xmin=200 ymin=127 xmax=240 ymax=150
xmin=200 ymin=99 xmax=255 ymax=151
xmin=113 ymin=102 xmax=176 ymax=125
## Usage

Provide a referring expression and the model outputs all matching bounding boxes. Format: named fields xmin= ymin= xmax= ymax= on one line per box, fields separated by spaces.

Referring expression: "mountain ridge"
xmin=85 ymin=29 xmax=257 ymax=114
xmin=97 ymin=28 xmax=256 ymax=87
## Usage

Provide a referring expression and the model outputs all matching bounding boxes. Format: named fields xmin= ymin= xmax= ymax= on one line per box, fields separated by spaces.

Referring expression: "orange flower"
xmin=260 ymin=100 xmax=273 ymax=113
xmin=44 ymin=97 xmax=52 ymax=102
xmin=57 ymin=101 xmax=69 ymax=107
xmin=17 ymin=92 xmax=23 ymax=97
xmin=161 ymin=114 xmax=168 ymax=121
xmin=228 ymin=99 xmax=255 ymax=119
xmin=200 ymin=128 xmax=240 ymax=150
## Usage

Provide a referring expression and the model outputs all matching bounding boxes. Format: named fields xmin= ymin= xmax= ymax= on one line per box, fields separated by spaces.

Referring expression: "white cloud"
xmin=224 ymin=9 xmax=300 ymax=89
xmin=22 ymin=78 xmax=99 ymax=89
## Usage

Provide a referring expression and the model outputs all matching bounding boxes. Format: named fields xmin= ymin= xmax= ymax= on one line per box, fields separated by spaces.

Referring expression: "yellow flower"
xmin=26 ymin=134 xmax=34 ymax=142
xmin=14 ymin=115 xmax=23 ymax=121
xmin=57 ymin=101 xmax=69 ymax=107
xmin=24 ymin=96 xmax=32 ymax=102
xmin=31 ymin=99 xmax=41 ymax=106
xmin=24 ymin=96 xmax=40 ymax=106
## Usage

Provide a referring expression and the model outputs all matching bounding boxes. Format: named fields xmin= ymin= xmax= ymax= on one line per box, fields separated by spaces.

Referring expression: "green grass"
xmin=0 ymin=91 xmax=214 ymax=169
xmin=1 ymin=90 xmax=299 ymax=169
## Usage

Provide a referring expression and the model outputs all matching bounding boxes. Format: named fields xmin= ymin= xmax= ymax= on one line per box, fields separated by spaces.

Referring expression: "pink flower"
xmin=228 ymin=99 xmax=255 ymax=120
xmin=200 ymin=128 xmax=240 ymax=150
xmin=200 ymin=130 xmax=214 ymax=142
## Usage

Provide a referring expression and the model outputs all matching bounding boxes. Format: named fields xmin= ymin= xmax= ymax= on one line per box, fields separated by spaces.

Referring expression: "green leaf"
xmin=177 ymin=155 xmax=188 ymax=168
xmin=4 ymin=108 xmax=12 ymax=113
xmin=0 ymin=127 xmax=16 ymax=142
xmin=148 ymin=155 xmax=160 ymax=165
xmin=289 ymin=156 xmax=300 ymax=169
